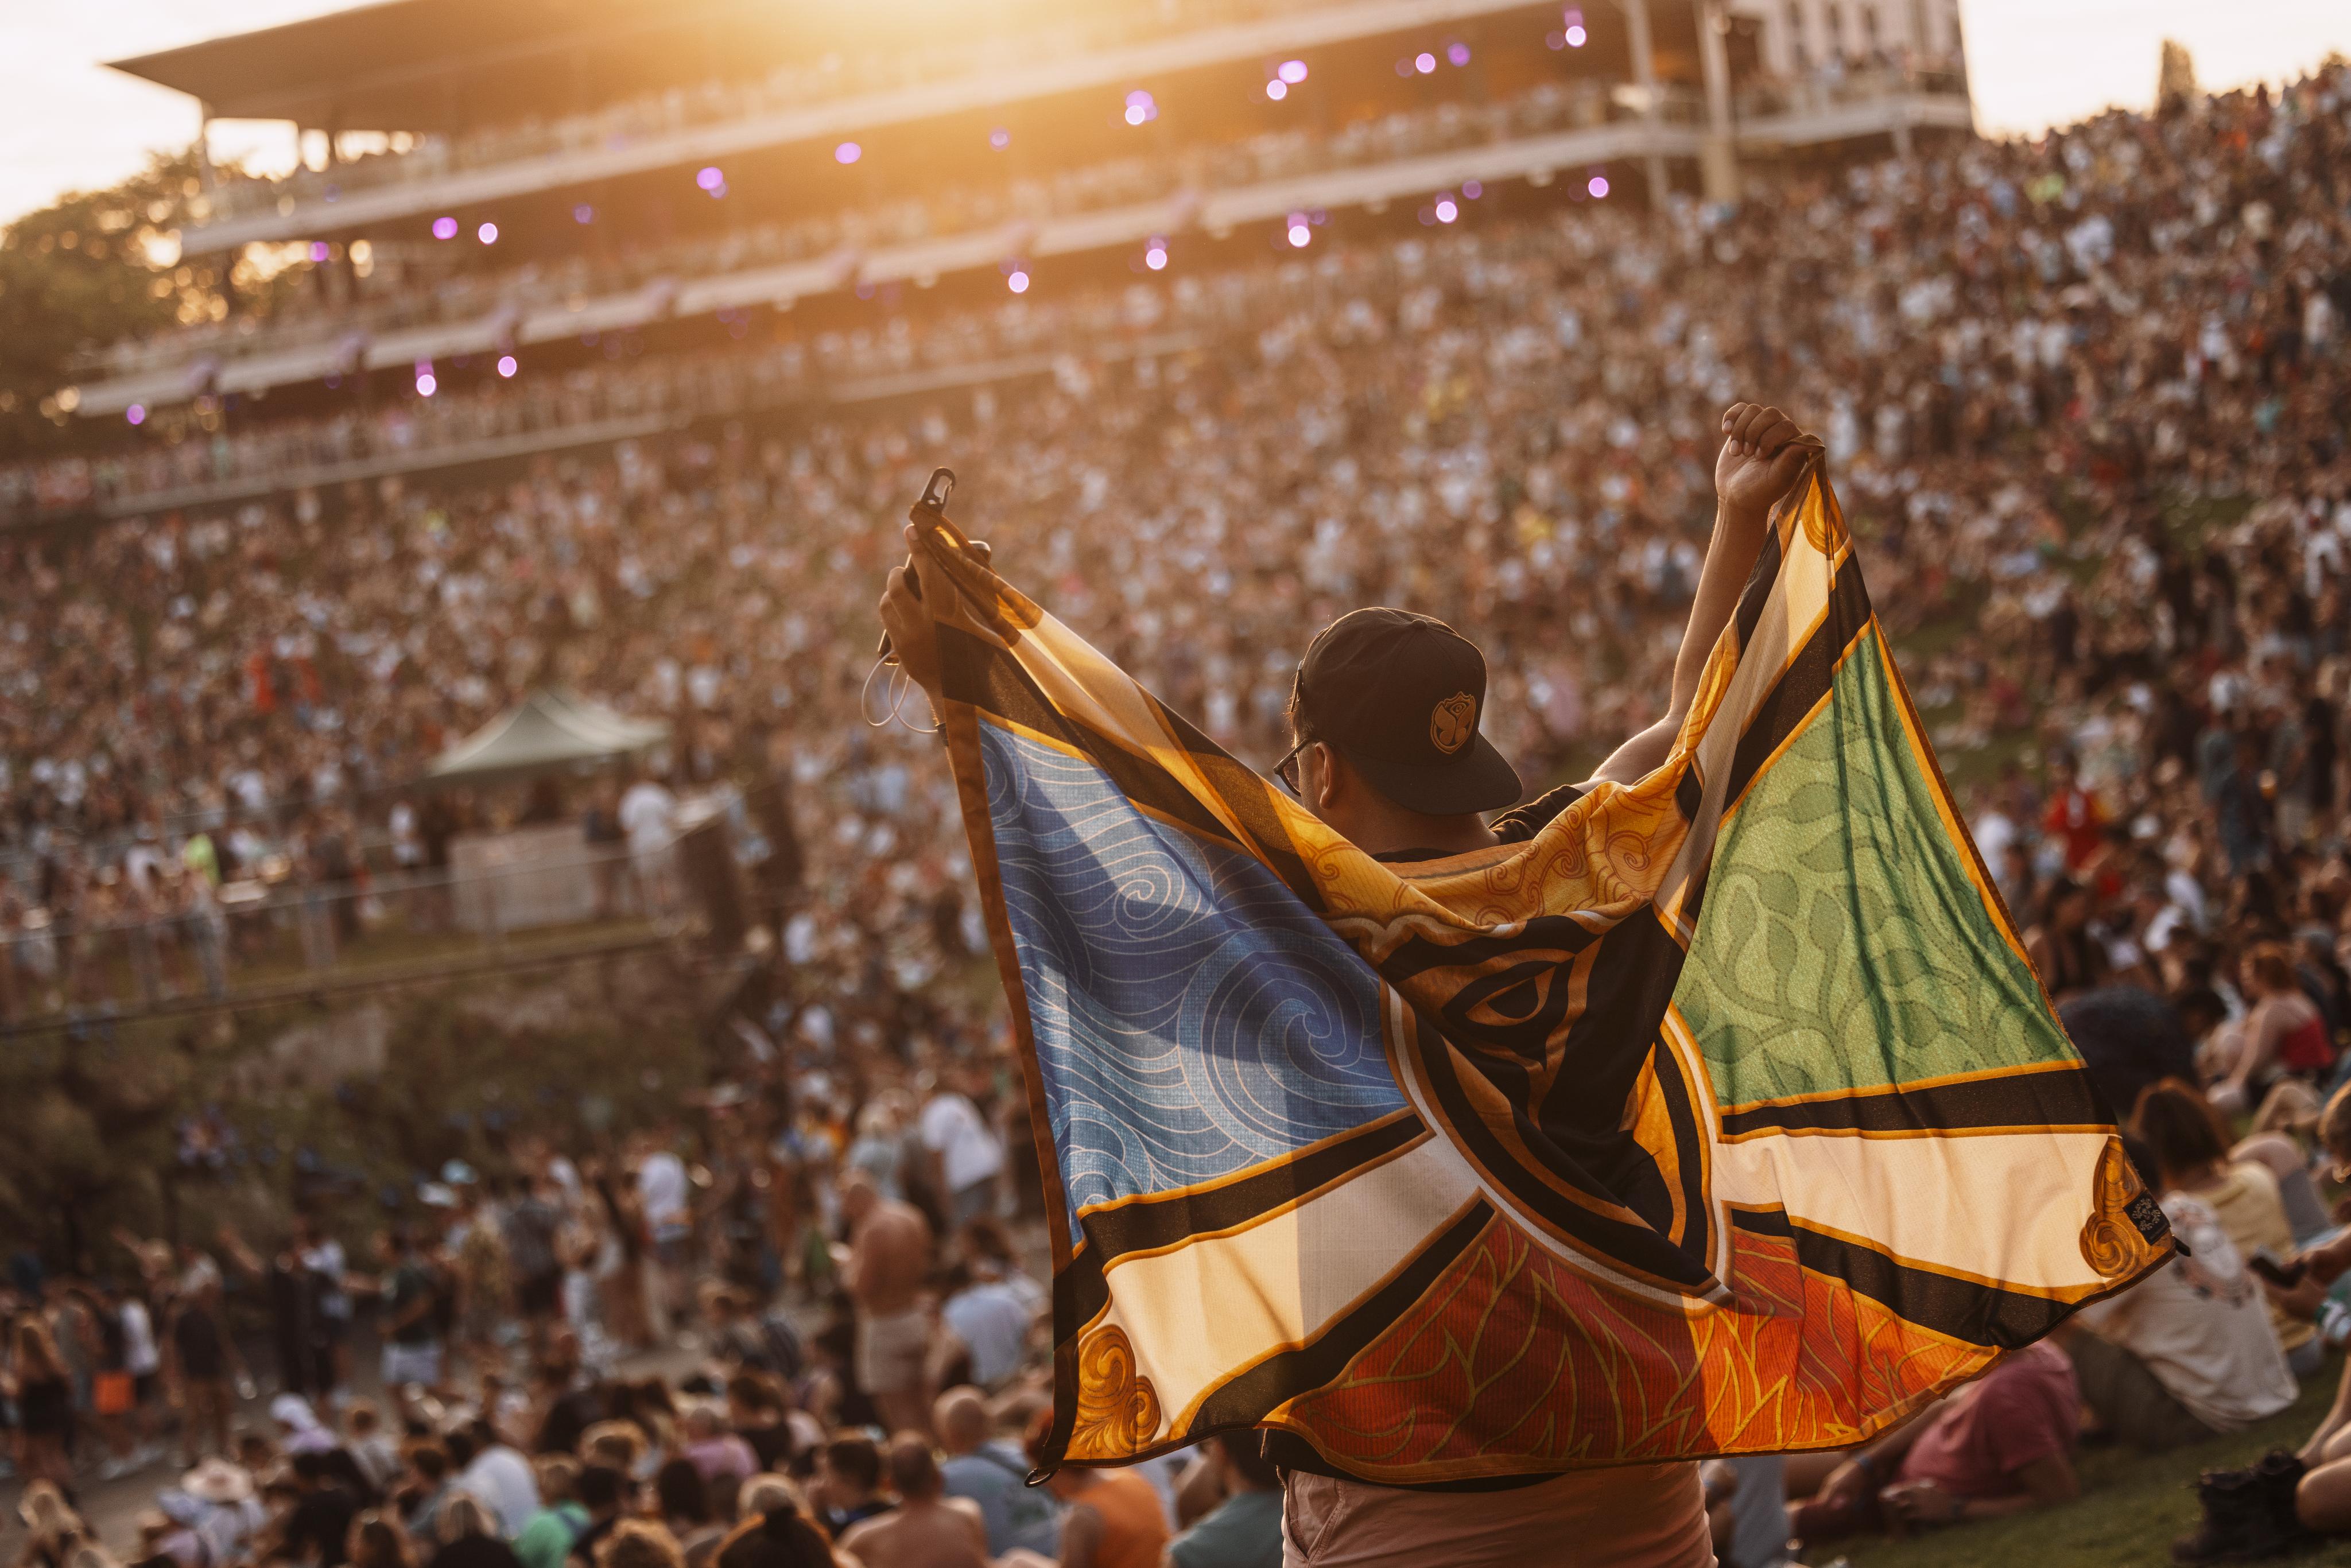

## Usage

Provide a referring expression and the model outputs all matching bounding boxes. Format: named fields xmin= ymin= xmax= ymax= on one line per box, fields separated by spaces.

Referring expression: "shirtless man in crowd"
xmin=840 ymin=1170 xmax=936 ymax=1435
xmin=838 ymin=1435 xmax=994 ymax=1568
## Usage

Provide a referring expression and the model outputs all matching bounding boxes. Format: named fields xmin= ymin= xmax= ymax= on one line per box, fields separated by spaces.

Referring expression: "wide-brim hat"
xmin=181 ymin=1458 xmax=256 ymax=1505
xmin=17 ymin=1480 xmax=82 ymax=1534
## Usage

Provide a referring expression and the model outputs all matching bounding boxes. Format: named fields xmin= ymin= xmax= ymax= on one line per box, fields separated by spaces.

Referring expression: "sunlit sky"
xmin=2 ymin=0 xmax=2346 ymax=227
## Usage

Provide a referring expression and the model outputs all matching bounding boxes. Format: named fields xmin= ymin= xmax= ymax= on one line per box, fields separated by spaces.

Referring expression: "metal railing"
xmin=76 ymin=75 xmax=1666 ymax=388
xmin=0 ymin=843 xmax=684 ymax=1033
xmin=185 ymin=0 xmax=1457 ymax=221
xmin=1734 ymin=64 xmax=1970 ymax=123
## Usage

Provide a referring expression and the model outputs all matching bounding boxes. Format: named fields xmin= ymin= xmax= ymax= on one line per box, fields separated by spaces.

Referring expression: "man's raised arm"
xmin=1582 ymin=401 xmax=1819 ymax=789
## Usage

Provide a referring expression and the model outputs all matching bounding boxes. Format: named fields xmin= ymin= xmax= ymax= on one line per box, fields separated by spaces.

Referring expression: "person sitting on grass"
xmin=2273 ymin=1084 xmax=2351 ymax=1469
xmin=2171 ymin=1394 xmax=2351 ymax=1561
xmin=2131 ymin=1080 xmax=2326 ymax=1377
xmin=2170 ymin=1081 xmax=2351 ymax=1562
xmin=1784 ymin=1338 xmax=2082 ymax=1547
xmin=2206 ymin=943 xmax=2333 ymax=1117
xmin=2063 ymin=1133 xmax=2296 ymax=1451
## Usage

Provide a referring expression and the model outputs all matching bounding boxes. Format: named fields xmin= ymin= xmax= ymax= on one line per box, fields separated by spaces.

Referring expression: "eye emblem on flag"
xmin=1430 ymin=692 xmax=1477 ymax=754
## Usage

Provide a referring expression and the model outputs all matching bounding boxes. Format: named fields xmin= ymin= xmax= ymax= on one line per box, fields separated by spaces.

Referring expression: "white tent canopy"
xmin=425 ymin=688 xmax=669 ymax=785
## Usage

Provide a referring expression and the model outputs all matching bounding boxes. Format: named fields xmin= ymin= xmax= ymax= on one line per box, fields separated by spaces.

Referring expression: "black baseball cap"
xmin=1293 ymin=608 xmax=1523 ymax=816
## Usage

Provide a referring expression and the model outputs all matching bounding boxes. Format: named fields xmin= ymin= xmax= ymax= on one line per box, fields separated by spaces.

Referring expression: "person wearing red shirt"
xmin=2043 ymin=755 xmax=2108 ymax=871
xmin=1786 ymin=1339 xmax=2083 ymax=1544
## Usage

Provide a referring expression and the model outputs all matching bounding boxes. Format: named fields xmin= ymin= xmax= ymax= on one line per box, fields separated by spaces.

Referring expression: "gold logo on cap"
xmin=1430 ymin=693 xmax=1477 ymax=755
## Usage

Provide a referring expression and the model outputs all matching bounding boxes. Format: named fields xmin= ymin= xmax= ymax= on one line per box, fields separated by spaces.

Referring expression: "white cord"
xmin=861 ymin=655 xmax=941 ymax=733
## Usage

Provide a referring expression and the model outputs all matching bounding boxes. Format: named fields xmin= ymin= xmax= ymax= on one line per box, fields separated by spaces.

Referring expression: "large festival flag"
xmin=909 ymin=461 xmax=2174 ymax=1483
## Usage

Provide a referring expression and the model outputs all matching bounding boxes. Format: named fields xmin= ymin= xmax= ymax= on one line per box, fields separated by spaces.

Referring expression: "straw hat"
xmin=181 ymin=1457 xmax=257 ymax=1505
xmin=2253 ymin=1077 xmax=2325 ymax=1138
xmin=16 ymin=1480 xmax=83 ymax=1536
xmin=580 ymin=1419 xmax=649 ymax=1469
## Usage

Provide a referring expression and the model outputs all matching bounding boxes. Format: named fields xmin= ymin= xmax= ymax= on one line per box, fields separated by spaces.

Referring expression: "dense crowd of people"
xmin=7 ymin=61 xmax=2350 ymax=1018
xmin=0 ymin=1097 xmax=1292 ymax=1568
xmin=4 ymin=49 xmax=2351 ymax=1568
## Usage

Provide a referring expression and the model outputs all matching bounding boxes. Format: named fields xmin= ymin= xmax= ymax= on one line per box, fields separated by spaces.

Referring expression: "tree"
xmin=0 ymin=148 xmax=222 ymax=461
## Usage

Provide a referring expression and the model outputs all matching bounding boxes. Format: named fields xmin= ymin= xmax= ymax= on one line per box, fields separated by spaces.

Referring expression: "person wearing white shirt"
xmin=919 ymin=1070 xmax=1006 ymax=1231
xmin=452 ymin=1418 xmax=541 ymax=1538
xmin=1970 ymin=805 xmax=2018 ymax=872
xmin=117 ymin=1284 xmax=165 ymax=1467
xmin=295 ymin=1217 xmax=351 ymax=1401
xmin=938 ymin=1271 xmax=1031 ymax=1390
xmin=617 ymin=771 xmax=678 ymax=911
xmin=634 ymin=1132 xmax=693 ymax=1333
xmin=125 ymin=832 xmax=165 ymax=899
xmin=2066 ymin=1186 xmax=2295 ymax=1449
xmin=389 ymin=798 xmax=424 ymax=869
xmin=635 ymin=1144 xmax=689 ymax=1243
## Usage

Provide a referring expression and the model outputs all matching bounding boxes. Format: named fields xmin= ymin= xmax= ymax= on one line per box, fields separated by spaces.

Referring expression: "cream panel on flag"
xmin=1100 ymin=1135 xmax=1481 ymax=1429
xmin=1711 ymin=1128 xmax=2118 ymax=1295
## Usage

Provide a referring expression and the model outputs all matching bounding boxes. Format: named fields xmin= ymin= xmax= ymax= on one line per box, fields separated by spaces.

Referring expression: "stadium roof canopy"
xmin=107 ymin=0 xmax=1105 ymax=131
xmin=426 ymin=688 xmax=669 ymax=785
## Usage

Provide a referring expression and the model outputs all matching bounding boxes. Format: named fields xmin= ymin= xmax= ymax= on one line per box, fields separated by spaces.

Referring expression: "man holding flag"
xmin=876 ymin=399 xmax=2171 ymax=1565
xmin=1247 ymin=402 xmax=1813 ymax=1563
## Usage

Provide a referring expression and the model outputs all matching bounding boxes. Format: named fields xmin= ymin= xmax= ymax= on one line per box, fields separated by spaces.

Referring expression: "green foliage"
xmin=0 ymin=148 xmax=219 ymax=460
xmin=348 ymin=984 xmax=711 ymax=1181
xmin=0 ymin=1019 xmax=187 ymax=1262
xmin=0 ymin=956 xmax=710 ymax=1270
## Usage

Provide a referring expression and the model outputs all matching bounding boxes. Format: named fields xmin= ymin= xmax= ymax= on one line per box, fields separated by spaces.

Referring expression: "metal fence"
xmin=0 ymin=842 xmax=682 ymax=1033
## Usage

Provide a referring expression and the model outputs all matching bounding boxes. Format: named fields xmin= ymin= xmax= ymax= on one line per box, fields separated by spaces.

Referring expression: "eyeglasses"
xmin=1273 ymin=739 xmax=1308 ymax=799
xmin=1274 ymin=666 xmax=1310 ymax=798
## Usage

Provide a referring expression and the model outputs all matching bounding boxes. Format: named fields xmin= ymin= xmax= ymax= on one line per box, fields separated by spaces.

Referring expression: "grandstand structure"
xmin=14 ymin=0 xmax=1970 ymax=526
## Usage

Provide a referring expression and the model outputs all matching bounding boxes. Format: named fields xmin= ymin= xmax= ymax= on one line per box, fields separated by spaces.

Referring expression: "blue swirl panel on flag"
xmin=978 ymin=721 xmax=1406 ymax=1229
